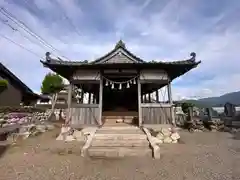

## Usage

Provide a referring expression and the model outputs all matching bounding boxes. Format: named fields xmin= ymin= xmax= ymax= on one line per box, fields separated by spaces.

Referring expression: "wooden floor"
xmin=102 ymin=111 xmax=138 ymax=126
xmin=103 ymin=122 xmax=136 ymax=127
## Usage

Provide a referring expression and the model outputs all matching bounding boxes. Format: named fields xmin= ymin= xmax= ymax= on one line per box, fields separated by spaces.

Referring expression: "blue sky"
xmin=0 ymin=0 xmax=240 ymax=100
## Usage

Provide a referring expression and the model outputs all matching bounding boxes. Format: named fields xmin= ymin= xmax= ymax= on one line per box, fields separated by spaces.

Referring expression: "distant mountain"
xmin=183 ymin=91 xmax=240 ymax=107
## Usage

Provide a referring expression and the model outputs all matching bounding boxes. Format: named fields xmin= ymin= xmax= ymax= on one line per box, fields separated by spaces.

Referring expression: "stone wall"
xmin=0 ymin=111 xmax=51 ymax=127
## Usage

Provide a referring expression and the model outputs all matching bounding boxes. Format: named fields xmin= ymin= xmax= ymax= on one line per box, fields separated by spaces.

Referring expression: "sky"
xmin=0 ymin=0 xmax=240 ymax=100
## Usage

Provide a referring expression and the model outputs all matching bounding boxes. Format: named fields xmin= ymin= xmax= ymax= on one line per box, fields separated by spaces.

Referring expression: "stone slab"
xmin=88 ymin=147 xmax=152 ymax=158
xmin=94 ymin=134 xmax=147 ymax=140
xmin=91 ymin=139 xmax=150 ymax=147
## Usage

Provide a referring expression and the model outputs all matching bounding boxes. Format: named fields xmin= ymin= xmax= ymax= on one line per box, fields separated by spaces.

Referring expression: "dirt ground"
xmin=0 ymin=128 xmax=239 ymax=180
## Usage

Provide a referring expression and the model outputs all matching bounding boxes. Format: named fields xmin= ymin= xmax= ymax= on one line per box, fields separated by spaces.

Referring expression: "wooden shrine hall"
xmin=41 ymin=40 xmax=200 ymax=127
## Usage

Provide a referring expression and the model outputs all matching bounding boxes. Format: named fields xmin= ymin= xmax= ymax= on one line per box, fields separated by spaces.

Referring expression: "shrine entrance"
xmin=102 ymin=76 xmax=139 ymax=125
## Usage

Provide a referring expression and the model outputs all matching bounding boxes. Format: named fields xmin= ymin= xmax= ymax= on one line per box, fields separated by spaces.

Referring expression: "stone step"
xmin=100 ymin=126 xmax=140 ymax=130
xmin=94 ymin=134 xmax=147 ymax=140
xmin=97 ymin=129 xmax=144 ymax=134
xmin=88 ymin=147 xmax=152 ymax=158
xmin=91 ymin=139 xmax=150 ymax=147
xmin=103 ymin=116 xmax=135 ymax=119
xmin=104 ymin=117 xmax=134 ymax=124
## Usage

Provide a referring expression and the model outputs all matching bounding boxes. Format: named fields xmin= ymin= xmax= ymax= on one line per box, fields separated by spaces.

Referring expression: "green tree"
xmin=41 ymin=73 xmax=65 ymax=118
xmin=181 ymin=102 xmax=194 ymax=114
xmin=0 ymin=79 xmax=8 ymax=93
xmin=41 ymin=73 xmax=64 ymax=94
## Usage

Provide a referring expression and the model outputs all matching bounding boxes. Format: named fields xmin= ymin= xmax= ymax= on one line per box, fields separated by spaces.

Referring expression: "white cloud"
xmin=0 ymin=0 xmax=239 ymax=98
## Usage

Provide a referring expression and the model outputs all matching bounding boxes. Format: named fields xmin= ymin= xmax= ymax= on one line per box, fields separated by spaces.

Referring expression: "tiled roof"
xmin=40 ymin=41 xmax=201 ymax=82
xmin=0 ymin=62 xmax=38 ymax=97
xmin=41 ymin=52 xmax=199 ymax=66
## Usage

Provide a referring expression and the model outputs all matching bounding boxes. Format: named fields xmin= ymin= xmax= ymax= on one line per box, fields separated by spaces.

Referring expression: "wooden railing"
xmin=70 ymin=104 xmax=100 ymax=126
xmin=141 ymin=103 xmax=172 ymax=124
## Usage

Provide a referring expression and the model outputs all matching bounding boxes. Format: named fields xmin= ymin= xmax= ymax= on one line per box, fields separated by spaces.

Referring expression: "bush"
xmin=0 ymin=79 xmax=8 ymax=93
xmin=181 ymin=102 xmax=194 ymax=114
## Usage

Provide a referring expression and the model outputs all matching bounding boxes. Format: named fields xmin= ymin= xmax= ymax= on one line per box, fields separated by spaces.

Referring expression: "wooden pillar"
xmin=92 ymin=94 xmax=96 ymax=104
xmin=144 ymin=94 xmax=147 ymax=103
xmin=148 ymin=93 xmax=151 ymax=103
xmin=88 ymin=93 xmax=92 ymax=104
xmin=156 ymin=90 xmax=159 ymax=103
xmin=138 ymin=78 xmax=142 ymax=127
xmin=66 ymin=83 xmax=72 ymax=124
xmin=80 ymin=89 xmax=84 ymax=103
xmin=167 ymin=81 xmax=175 ymax=126
xmin=99 ymin=76 xmax=103 ymax=125
xmin=167 ymin=82 xmax=172 ymax=104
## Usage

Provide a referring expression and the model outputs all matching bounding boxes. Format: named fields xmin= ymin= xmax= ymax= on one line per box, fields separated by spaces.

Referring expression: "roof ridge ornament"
xmin=190 ymin=52 xmax=196 ymax=61
xmin=115 ymin=40 xmax=126 ymax=49
xmin=45 ymin=52 xmax=51 ymax=61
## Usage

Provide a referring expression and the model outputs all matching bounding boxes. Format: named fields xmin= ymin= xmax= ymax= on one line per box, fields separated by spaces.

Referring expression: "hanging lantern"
xmin=119 ymin=83 xmax=122 ymax=90
xmin=133 ymin=78 xmax=136 ymax=84
xmin=111 ymin=83 xmax=114 ymax=89
xmin=126 ymin=82 xmax=130 ymax=88
xmin=105 ymin=80 xmax=109 ymax=86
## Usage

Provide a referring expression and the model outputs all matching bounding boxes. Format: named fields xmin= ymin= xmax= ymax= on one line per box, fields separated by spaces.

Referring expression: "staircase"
xmin=88 ymin=125 xmax=152 ymax=158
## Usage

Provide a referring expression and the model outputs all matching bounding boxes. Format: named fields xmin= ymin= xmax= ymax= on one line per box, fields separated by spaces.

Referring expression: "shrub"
xmin=0 ymin=79 xmax=8 ymax=93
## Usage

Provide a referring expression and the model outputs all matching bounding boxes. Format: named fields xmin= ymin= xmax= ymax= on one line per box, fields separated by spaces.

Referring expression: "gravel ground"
xmin=0 ymin=128 xmax=239 ymax=180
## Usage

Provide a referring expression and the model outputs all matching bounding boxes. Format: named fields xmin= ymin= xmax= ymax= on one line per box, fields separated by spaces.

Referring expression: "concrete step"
xmin=94 ymin=133 xmax=147 ymax=140
xmin=88 ymin=147 xmax=152 ymax=158
xmin=91 ymin=139 xmax=150 ymax=147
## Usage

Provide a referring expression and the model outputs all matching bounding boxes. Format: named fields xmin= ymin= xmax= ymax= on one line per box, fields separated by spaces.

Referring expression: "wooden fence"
xmin=141 ymin=103 xmax=172 ymax=124
xmin=70 ymin=104 xmax=99 ymax=126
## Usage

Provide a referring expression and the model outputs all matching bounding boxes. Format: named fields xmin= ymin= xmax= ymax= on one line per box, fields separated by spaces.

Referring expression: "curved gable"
xmin=92 ymin=40 xmax=144 ymax=64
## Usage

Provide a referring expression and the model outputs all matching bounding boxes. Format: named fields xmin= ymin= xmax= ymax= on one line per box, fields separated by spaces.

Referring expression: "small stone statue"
xmin=187 ymin=107 xmax=193 ymax=122
xmin=205 ymin=108 xmax=212 ymax=119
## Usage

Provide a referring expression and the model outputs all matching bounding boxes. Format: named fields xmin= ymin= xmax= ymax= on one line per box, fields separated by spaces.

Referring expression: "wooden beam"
xmin=167 ymin=81 xmax=175 ymax=126
xmin=66 ymin=83 xmax=72 ymax=124
xmin=138 ymin=78 xmax=142 ymax=127
xmin=156 ymin=90 xmax=159 ymax=103
xmin=99 ymin=76 xmax=103 ymax=125
xmin=141 ymin=103 xmax=172 ymax=108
